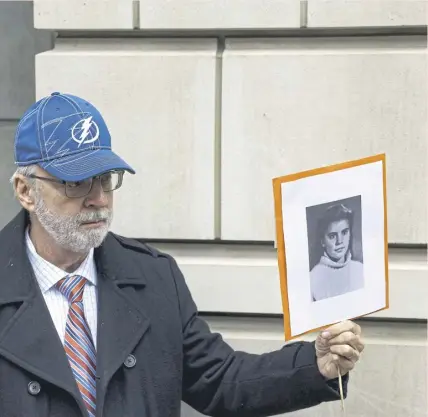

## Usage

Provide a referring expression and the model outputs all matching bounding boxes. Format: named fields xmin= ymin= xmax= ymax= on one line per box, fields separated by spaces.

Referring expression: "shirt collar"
xmin=25 ymin=227 xmax=97 ymax=294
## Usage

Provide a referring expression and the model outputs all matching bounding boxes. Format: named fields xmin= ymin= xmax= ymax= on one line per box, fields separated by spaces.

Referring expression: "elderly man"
xmin=0 ymin=92 xmax=364 ymax=417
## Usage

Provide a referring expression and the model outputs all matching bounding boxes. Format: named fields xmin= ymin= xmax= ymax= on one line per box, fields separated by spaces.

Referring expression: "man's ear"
xmin=14 ymin=175 xmax=36 ymax=212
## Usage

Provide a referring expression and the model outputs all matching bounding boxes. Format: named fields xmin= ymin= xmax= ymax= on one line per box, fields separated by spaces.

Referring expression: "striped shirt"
xmin=25 ymin=228 xmax=98 ymax=348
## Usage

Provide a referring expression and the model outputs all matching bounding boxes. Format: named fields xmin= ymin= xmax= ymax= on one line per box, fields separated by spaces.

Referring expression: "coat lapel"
xmin=0 ymin=210 xmax=88 ymax=416
xmin=94 ymin=234 xmax=151 ymax=415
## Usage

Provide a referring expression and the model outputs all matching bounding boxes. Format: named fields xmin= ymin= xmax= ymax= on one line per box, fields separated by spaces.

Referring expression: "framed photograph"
xmin=273 ymin=154 xmax=389 ymax=340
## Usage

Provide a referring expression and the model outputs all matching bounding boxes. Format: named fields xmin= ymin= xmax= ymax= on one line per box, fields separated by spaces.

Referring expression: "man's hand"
xmin=315 ymin=320 xmax=364 ymax=380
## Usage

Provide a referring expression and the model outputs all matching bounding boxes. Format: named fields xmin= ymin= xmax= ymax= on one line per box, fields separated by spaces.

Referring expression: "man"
xmin=0 ymin=92 xmax=364 ymax=417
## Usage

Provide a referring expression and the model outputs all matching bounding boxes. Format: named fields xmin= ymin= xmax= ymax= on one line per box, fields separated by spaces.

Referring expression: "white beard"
xmin=33 ymin=191 xmax=113 ymax=253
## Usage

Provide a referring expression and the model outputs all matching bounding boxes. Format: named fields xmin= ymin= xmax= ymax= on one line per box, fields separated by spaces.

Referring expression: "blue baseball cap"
xmin=14 ymin=92 xmax=135 ymax=181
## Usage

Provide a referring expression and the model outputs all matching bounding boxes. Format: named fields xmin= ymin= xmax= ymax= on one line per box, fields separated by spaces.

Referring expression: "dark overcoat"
xmin=0 ymin=210 xmax=347 ymax=416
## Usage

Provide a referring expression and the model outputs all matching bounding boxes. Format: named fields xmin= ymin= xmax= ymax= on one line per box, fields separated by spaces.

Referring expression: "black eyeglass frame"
xmin=26 ymin=169 xmax=125 ymax=198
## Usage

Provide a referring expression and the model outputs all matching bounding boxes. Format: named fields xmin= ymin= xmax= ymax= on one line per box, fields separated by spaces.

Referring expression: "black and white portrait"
xmin=306 ymin=196 xmax=364 ymax=302
xmin=273 ymin=154 xmax=388 ymax=340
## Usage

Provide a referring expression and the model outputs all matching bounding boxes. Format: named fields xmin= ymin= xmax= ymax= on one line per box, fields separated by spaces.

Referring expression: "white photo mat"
xmin=273 ymin=154 xmax=389 ymax=340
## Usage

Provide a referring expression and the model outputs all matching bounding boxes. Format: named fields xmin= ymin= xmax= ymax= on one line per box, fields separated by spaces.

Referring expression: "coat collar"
xmin=0 ymin=209 xmax=152 ymax=416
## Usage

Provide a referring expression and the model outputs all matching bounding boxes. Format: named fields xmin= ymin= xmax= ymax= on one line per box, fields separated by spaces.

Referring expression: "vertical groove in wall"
xmin=132 ymin=0 xmax=140 ymax=29
xmin=300 ymin=0 xmax=308 ymax=28
xmin=214 ymin=38 xmax=225 ymax=239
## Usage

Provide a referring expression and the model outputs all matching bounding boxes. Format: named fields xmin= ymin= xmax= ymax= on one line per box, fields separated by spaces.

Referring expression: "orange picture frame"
xmin=272 ymin=154 xmax=389 ymax=341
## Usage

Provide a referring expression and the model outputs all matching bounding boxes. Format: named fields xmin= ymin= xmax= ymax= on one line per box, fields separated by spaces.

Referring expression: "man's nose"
xmin=85 ymin=178 xmax=109 ymax=207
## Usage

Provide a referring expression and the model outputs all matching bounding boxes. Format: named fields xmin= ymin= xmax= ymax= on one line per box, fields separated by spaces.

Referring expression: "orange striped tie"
xmin=56 ymin=275 xmax=96 ymax=417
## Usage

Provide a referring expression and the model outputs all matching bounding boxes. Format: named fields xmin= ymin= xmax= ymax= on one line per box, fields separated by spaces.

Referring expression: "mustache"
xmin=75 ymin=209 xmax=111 ymax=223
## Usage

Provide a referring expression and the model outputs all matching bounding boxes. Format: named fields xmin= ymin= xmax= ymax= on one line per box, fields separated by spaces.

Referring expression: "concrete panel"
xmin=307 ymin=0 xmax=428 ymax=28
xmin=182 ymin=318 xmax=427 ymax=417
xmin=139 ymin=0 xmax=301 ymax=29
xmin=0 ymin=122 xmax=22 ymax=230
xmin=35 ymin=39 xmax=217 ymax=239
xmin=221 ymin=37 xmax=427 ymax=244
xmin=34 ymin=0 xmax=134 ymax=29
xmin=0 ymin=1 xmax=52 ymax=119
xmin=153 ymin=244 xmax=428 ymax=320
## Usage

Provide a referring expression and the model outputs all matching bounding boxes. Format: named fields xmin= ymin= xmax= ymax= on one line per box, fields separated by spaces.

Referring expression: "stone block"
xmin=139 ymin=0 xmax=301 ymax=29
xmin=34 ymin=0 xmax=135 ymax=29
xmin=307 ymin=0 xmax=427 ymax=28
xmin=159 ymin=244 xmax=428 ymax=320
xmin=221 ymin=37 xmax=427 ymax=244
xmin=0 ymin=1 xmax=52 ymax=119
xmin=35 ymin=38 xmax=218 ymax=239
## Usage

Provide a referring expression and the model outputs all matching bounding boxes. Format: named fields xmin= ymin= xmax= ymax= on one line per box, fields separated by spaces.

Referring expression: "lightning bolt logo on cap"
xmin=71 ymin=116 xmax=100 ymax=147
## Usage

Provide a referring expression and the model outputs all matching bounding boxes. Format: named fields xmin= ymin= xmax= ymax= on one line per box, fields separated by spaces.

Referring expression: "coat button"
xmin=28 ymin=381 xmax=41 ymax=396
xmin=124 ymin=354 xmax=136 ymax=368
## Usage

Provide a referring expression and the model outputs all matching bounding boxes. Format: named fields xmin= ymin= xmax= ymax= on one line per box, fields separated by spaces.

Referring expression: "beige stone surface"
xmin=307 ymin=0 xmax=428 ymax=28
xmin=139 ymin=0 xmax=301 ymax=29
xmin=221 ymin=36 xmax=427 ymax=244
xmin=35 ymin=38 xmax=218 ymax=239
xmin=34 ymin=0 xmax=135 ymax=29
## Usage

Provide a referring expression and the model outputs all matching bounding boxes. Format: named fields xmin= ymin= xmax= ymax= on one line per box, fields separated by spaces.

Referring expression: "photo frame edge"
xmin=272 ymin=177 xmax=292 ymax=340
xmin=382 ymin=154 xmax=390 ymax=311
xmin=272 ymin=153 xmax=386 ymax=185
xmin=272 ymin=152 xmax=389 ymax=340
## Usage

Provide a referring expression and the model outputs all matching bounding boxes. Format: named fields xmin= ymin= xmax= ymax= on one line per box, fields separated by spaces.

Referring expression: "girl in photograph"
xmin=310 ymin=203 xmax=364 ymax=302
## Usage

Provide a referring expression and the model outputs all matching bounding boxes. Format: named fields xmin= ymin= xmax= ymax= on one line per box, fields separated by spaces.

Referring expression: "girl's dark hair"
xmin=317 ymin=203 xmax=354 ymax=243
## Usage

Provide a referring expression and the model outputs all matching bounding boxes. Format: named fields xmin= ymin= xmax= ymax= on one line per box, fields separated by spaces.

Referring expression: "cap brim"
xmin=40 ymin=149 xmax=135 ymax=182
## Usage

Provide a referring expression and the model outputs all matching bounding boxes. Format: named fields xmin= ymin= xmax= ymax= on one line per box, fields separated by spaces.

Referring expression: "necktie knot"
xmin=56 ymin=275 xmax=87 ymax=304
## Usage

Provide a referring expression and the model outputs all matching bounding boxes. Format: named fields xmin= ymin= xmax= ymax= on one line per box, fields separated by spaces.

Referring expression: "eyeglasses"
xmin=27 ymin=170 xmax=124 ymax=198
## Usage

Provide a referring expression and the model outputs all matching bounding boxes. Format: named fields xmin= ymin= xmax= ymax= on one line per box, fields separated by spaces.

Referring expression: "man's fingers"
xmin=328 ymin=332 xmax=365 ymax=353
xmin=330 ymin=344 xmax=360 ymax=363
xmin=322 ymin=320 xmax=362 ymax=340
